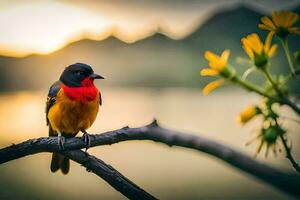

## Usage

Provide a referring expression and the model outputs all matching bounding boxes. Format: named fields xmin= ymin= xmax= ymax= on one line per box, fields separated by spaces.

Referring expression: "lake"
xmin=0 ymin=87 xmax=298 ymax=200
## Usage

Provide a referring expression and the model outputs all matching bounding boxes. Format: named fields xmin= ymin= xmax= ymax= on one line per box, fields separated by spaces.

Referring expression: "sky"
xmin=0 ymin=0 xmax=299 ymax=57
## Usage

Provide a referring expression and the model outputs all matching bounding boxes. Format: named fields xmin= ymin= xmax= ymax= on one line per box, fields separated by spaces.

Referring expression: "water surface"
xmin=0 ymin=87 xmax=298 ymax=200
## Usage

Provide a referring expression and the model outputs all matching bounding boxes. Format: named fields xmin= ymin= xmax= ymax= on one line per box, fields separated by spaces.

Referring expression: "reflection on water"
xmin=0 ymin=87 xmax=299 ymax=200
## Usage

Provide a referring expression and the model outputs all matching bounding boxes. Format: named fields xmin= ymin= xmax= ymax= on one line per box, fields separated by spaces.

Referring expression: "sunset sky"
xmin=0 ymin=0 xmax=299 ymax=57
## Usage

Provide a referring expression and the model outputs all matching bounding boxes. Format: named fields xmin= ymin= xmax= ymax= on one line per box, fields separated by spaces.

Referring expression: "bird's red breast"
xmin=48 ymin=77 xmax=100 ymax=134
xmin=61 ymin=77 xmax=98 ymax=103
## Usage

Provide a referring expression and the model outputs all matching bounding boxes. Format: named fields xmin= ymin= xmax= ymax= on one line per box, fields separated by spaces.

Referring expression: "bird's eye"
xmin=76 ymin=70 xmax=85 ymax=76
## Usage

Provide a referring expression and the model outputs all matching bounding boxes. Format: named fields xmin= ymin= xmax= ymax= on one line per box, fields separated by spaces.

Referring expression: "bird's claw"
xmin=82 ymin=131 xmax=91 ymax=152
xmin=58 ymin=135 xmax=65 ymax=151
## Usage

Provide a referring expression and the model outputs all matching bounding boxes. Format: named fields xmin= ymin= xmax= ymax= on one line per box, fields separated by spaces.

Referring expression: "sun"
xmin=0 ymin=1 xmax=110 ymax=57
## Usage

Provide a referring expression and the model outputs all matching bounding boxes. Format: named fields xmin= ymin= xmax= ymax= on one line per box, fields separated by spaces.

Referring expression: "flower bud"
xmin=254 ymin=52 xmax=268 ymax=68
xmin=262 ymin=125 xmax=285 ymax=144
xmin=237 ymin=106 xmax=261 ymax=124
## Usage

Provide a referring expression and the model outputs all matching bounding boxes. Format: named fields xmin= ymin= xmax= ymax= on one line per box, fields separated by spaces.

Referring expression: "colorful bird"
xmin=46 ymin=63 xmax=104 ymax=174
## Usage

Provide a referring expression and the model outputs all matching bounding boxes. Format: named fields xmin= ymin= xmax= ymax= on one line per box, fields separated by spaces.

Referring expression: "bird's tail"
xmin=50 ymin=153 xmax=70 ymax=174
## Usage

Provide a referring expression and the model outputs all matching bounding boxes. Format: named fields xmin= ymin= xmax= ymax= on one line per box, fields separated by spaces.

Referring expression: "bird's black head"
xmin=59 ymin=63 xmax=104 ymax=87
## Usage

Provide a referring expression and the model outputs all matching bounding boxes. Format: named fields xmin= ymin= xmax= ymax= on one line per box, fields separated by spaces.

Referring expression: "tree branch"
xmin=63 ymin=150 xmax=157 ymax=200
xmin=1 ymin=120 xmax=300 ymax=197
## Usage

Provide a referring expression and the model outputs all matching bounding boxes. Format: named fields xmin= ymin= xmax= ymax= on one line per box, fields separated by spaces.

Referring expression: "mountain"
xmin=185 ymin=6 xmax=263 ymax=52
xmin=0 ymin=5 xmax=299 ymax=91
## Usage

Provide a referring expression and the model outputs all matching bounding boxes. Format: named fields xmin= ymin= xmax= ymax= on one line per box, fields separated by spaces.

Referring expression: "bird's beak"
xmin=90 ymin=73 xmax=104 ymax=79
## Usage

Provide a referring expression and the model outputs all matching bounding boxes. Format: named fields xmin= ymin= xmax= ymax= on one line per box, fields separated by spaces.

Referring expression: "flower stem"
xmin=264 ymin=70 xmax=300 ymax=115
xmin=232 ymin=76 xmax=271 ymax=98
xmin=234 ymin=74 xmax=300 ymax=115
xmin=262 ymin=68 xmax=283 ymax=97
xmin=280 ymin=38 xmax=296 ymax=75
xmin=279 ymin=132 xmax=300 ymax=173
xmin=273 ymin=118 xmax=300 ymax=173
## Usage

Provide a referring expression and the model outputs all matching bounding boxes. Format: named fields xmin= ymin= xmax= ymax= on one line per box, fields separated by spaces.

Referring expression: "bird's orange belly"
xmin=48 ymin=93 xmax=99 ymax=135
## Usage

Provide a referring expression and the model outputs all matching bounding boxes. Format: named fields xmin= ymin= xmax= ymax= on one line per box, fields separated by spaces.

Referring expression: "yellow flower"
xmin=241 ymin=33 xmax=277 ymax=67
xmin=201 ymin=49 xmax=230 ymax=76
xmin=237 ymin=105 xmax=260 ymax=124
xmin=200 ymin=50 xmax=232 ymax=95
xmin=259 ymin=11 xmax=300 ymax=37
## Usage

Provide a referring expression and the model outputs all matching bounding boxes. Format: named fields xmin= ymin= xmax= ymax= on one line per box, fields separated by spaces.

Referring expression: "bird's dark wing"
xmin=99 ymin=91 xmax=102 ymax=106
xmin=46 ymin=81 xmax=61 ymax=126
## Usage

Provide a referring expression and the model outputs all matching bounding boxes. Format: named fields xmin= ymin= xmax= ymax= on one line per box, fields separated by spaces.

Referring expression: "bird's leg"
xmin=81 ymin=130 xmax=91 ymax=152
xmin=57 ymin=131 xmax=65 ymax=151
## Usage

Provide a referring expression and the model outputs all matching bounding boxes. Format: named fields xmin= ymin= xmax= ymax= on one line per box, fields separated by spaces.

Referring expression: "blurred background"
xmin=0 ymin=0 xmax=300 ymax=199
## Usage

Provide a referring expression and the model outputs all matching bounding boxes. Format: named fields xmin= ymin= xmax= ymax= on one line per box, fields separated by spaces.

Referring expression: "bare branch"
xmin=279 ymin=134 xmax=300 ymax=173
xmin=1 ymin=120 xmax=300 ymax=197
xmin=63 ymin=150 xmax=157 ymax=200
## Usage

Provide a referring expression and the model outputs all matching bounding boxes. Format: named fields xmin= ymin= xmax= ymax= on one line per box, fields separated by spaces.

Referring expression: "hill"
xmin=0 ymin=5 xmax=299 ymax=91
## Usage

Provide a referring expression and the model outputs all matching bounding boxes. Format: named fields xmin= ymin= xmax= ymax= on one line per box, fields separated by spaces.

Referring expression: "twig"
xmin=262 ymin=68 xmax=300 ymax=115
xmin=262 ymin=68 xmax=282 ymax=97
xmin=63 ymin=150 xmax=157 ymax=200
xmin=232 ymin=76 xmax=272 ymax=99
xmin=278 ymin=134 xmax=300 ymax=174
xmin=0 ymin=120 xmax=300 ymax=197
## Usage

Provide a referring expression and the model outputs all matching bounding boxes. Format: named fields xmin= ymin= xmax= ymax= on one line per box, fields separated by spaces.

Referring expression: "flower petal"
xmin=204 ymin=51 xmax=219 ymax=63
xmin=247 ymin=33 xmax=263 ymax=54
xmin=237 ymin=106 xmax=258 ymax=124
xmin=280 ymin=11 xmax=290 ymax=27
xmin=241 ymin=38 xmax=254 ymax=59
xmin=208 ymin=60 xmax=226 ymax=70
xmin=264 ymin=32 xmax=274 ymax=53
xmin=261 ymin=16 xmax=276 ymax=30
xmin=204 ymin=50 xmax=228 ymax=71
xmin=221 ymin=49 xmax=230 ymax=61
xmin=258 ymin=23 xmax=273 ymax=31
xmin=268 ymin=44 xmax=278 ymax=57
xmin=256 ymin=140 xmax=265 ymax=154
xmin=200 ymin=68 xmax=219 ymax=76
xmin=289 ymin=27 xmax=300 ymax=35
xmin=283 ymin=11 xmax=299 ymax=27
xmin=202 ymin=79 xmax=224 ymax=95
xmin=272 ymin=11 xmax=281 ymax=27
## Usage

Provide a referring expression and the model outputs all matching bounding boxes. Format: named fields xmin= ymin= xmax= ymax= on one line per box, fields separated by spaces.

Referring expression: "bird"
xmin=46 ymin=63 xmax=104 ymax=174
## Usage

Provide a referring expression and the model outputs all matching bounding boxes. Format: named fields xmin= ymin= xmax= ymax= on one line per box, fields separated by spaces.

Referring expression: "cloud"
xmin=0 ymin=1 xmax=109 ymax=56
xmin=0 ymin=0 xmax=299 ymax=57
